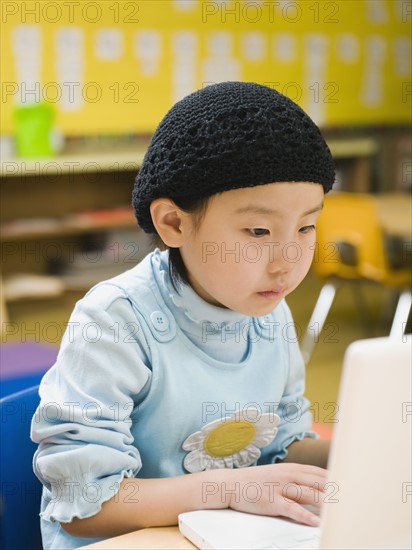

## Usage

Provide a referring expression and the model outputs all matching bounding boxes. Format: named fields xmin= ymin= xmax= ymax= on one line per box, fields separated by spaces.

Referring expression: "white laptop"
xmin=179 ymin=336 xmax=412 ymax=550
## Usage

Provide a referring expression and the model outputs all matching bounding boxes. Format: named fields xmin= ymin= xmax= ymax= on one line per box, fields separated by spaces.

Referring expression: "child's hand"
xmin=227 ymin=463 xmax=328 ymax=526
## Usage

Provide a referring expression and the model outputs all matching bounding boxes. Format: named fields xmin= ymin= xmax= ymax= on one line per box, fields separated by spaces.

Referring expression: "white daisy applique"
xmin=182 ymin=407 xmax=280 ymax=473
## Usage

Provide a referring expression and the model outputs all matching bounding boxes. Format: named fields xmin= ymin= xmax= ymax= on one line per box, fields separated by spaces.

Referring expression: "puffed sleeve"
xmin=31 ymin=283 xmax=152 ymax=524
xmin=271 ymin=301 xmax=318 ymax=462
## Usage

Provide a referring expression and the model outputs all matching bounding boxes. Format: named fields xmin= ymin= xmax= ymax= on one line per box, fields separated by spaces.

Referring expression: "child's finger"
xmin=288 ymin=464 xmax=329 ymax=480
xmin=268 ymin=467 xmax=328 ymax=493
xmin=281 ymin=484 xmax=324 ymax=508
xmin=277 ymin=500 xmax=320 ymax=527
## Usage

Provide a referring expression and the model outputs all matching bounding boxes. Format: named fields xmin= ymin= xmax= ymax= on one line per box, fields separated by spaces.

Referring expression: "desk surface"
xmin=374 ymin=193 xmax=411 ymax=238
xmin=79 ymin=526 xmax=195 ymax=549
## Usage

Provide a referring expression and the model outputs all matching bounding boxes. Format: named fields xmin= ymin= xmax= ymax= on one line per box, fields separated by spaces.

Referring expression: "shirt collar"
xmin=152 ymin=249 xmax=249 ymax=334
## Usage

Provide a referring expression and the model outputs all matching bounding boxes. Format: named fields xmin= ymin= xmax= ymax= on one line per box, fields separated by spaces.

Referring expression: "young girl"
xmin=32 ymin=81 xmax=335 ymax=549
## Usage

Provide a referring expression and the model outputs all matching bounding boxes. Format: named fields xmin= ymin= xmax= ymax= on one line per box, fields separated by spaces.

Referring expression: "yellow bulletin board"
xmin=1 ymin=0 xmax=411 ymax=135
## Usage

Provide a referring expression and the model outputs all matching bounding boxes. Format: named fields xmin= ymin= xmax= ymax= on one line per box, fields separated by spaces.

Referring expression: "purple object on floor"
xmin=0 ymin=342 xmax=58 ymax=379
xmin=0 ymin=342 xmax=58 ymax=397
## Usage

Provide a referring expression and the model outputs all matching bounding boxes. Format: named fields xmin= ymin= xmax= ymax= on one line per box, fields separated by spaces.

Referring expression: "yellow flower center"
xmin=203 ymin=420 xmax=257 ymax=458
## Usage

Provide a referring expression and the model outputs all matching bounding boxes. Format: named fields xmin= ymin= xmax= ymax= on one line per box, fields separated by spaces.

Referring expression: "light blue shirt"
xmin=31 ymin=249 xmax=316 ymax=549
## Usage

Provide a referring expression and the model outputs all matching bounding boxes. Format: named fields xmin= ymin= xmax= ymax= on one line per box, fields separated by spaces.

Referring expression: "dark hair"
xmin=163 ymin=195 xmax=210 ymax=291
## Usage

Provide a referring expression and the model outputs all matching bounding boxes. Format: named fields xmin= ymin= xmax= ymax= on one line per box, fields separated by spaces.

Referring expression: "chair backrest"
xmin=313 ymin=192 xmax=392 ymax=282
xmin=0 ymin=385 xmax=43 ymax=550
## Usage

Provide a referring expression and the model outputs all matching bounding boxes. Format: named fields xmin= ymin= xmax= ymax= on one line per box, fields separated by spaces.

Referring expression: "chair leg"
xmin=351 ymin=282 xmax=374 ymax=337
xmin=301 ymin=282 xmax=338 ymax=365
xmin=0 ymin=271 xmax=9 ymax=338
xmin=389 ymin=289 xmax=411 ymax=338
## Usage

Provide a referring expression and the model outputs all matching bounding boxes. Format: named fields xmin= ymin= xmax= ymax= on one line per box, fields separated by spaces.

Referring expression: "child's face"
xmin=179 ymin=182 xmax=324 ymax=317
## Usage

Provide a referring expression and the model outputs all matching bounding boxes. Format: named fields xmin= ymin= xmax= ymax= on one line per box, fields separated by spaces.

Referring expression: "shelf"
xmin=0 ymin=208 xmax=139 ymax=241
xmin=1 ymin=147 xmax=147 ymax=177
xmin=3 ymin=273 xmax=66 ymax=302
xmin=327 ymin=138 xmax=378 ymax=158
xmin=3 ymin=269 xmax=125 ymax=301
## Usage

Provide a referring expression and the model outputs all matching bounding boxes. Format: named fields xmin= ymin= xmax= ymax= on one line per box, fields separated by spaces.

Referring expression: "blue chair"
xmin=0 ymin=385 xmax=43 ymax=550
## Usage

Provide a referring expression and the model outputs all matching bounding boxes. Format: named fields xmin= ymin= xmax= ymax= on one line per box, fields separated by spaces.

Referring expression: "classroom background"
xmin=1 ymin=0 xmax=411 ymax=425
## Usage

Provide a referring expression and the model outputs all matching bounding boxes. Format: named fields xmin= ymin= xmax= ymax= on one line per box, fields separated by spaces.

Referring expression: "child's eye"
xmin=248 ymin=228 xmax=269 ymax=237
xmin=299 ymin=225 xmax=316 ymax=234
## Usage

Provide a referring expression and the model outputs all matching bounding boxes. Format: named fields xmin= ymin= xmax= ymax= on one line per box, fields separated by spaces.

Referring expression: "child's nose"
xmin=266 ymin=242 xmax=297 ymax=274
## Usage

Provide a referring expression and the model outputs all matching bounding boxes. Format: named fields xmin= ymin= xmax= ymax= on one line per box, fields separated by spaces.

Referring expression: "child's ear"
xmin=150 ymin=199 xmax=187 ymax=247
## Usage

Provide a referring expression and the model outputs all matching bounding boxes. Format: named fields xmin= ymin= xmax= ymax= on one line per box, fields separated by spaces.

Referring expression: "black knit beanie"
xmin=133 ymin=81 xmax=335 ymax=234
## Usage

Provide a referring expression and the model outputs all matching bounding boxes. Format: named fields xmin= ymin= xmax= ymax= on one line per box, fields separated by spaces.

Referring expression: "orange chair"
xmin=301 ymin=192 xmax=411 ymax=364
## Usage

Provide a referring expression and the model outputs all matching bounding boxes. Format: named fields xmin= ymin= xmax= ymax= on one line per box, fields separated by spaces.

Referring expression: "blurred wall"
xmin=1 ymin=0 xmax=411 ymax=135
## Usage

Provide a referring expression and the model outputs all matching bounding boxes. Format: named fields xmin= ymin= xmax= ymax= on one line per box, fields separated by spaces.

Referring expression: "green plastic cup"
xmin=14 ymin=102 xmax=56 ymax=158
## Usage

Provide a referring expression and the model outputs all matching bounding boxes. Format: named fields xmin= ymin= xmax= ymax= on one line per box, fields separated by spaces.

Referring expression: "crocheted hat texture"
xmin=133 ymin=81 xmax=335 ymax=234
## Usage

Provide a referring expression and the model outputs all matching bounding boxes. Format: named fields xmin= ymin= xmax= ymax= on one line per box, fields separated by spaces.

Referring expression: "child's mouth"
xmin=257 ymin=288 xmax=285 ymax=299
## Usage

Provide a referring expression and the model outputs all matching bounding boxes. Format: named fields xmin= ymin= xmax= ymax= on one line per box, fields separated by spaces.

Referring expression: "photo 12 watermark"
xmin=203 ymin=80 xmax=340 ymax=104
xmin=1 ymin=159 xmax=140 ymax=184
xmin=1 ymin=397 xmax=136 ymax=425
xmin=201 ymin=240 xmax=343 ymax=265
xmin=201 ymin=1 xmax=340 ymax=24
xmin=201 ymin=318 xmax=339 ymax=346
xmin=402 ymin=82 xmax=412 ymax=103
xmin=1 ymin=1 xmax=140 ymax=24
xmin=201 ymin=400 xmax=339 ymax=425
xmin=201 ymin=479 xmax=339 ymax=504
xmin=1 ymin=241 xmax=143 ymax=267
xmin=1 ymin=319 xmax=144 ymax=345
xmin=402 ymin=402 xmax=412 ymax=423
xmin=2 ymin=81 xmax=140 ymax=105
